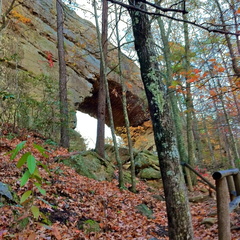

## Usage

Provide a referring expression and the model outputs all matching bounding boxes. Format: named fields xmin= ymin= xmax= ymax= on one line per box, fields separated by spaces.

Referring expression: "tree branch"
xmin=108 ymin=0 xmax=187 ymax=14
xmin=0 ymin=0 xmax=17 ymax=32
xmin=107 ymin=0 xmax=240 ymax=36
xmin=139 ymin=0 xmax=188 ymax=14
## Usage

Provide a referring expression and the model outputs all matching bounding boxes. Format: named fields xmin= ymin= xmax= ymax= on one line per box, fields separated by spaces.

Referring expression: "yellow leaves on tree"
xmin=116 ymin=122 xmax=152 ymax=150
xmin=10 ymin=10 xmax=31 ymax=24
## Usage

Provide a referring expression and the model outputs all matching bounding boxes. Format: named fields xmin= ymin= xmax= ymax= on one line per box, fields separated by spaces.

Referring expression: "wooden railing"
xmin=212 ymin=168 xmax=240 ymax=240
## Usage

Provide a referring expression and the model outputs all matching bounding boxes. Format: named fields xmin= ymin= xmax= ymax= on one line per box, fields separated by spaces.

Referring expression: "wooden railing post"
xmin=215 ymin=177 xmax=231 ymax=240
xmin=212 ymin=168 xmax=239 ymax=240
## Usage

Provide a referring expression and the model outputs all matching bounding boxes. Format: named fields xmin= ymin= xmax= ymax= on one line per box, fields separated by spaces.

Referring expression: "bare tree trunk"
xmin=213 ymin=0 xmax=240 ymax=77
xmin=0 ymin=0 xmax=16 ymax=32
xmin=115 ymin=5 xmax=135 ymax=191
xmin=94 ymin=1 xmax=124 ymax=188
xmin=192 ymin=112 xmax=204 ymax=165
xmin=56 ymin=0 xmax=69 ymax=149
xmin=220 ymin=50 xmax=240 ymax=120
xmin=95 ymin=0 xmax=107 ymax=158
xmin=0 ymin=0 xmax=2 ymax=17
xmin=211 ymin=96 xmax=234 ymax=167
xmin=128 ymin=1 xmax=194 ymax=239
xmin=217 ymin=83 xmax=239 ymax=165
xmin=202 ymin=114 xmax=217 ymax=165
xmin=183 ymin=9 xmax=196 ymax=184
xmin=205 ymin=61 xmax=237 ymax=166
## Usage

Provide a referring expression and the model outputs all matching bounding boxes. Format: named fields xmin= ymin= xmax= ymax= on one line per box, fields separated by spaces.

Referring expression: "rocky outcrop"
xmin=60 ymin=146 xmax=161 ymax=182
xmin=1 ymin=0 xmax=155 ymax=149
xmin=1 ymin=1 xmax=146 ymax=124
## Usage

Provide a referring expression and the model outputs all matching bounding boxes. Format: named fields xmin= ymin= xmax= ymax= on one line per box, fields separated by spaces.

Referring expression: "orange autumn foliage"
xmin=11 ymin=10 xmax=31 ymax=24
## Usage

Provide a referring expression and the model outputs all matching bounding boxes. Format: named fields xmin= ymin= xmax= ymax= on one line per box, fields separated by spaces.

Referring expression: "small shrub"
xmin=9 ymin=141 xmax=50 ymax=223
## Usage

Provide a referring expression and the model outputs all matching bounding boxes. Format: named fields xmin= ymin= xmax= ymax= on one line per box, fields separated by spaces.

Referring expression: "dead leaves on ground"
xmin=0 ymin=131 xmax=239 ymax=239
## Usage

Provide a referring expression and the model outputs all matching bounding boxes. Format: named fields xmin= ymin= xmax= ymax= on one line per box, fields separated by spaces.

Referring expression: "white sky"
xmin=75 ymin=1 xmax=95 ymax=25
xmin=75 ymin=111 xmax=122 ymax=149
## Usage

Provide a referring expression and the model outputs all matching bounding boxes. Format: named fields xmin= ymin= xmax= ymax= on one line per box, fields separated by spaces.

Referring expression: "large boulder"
xmin=62 ymin=151 xmax=115 ymax=181
xmin=138 ymin=168 xmax=161 ymax=180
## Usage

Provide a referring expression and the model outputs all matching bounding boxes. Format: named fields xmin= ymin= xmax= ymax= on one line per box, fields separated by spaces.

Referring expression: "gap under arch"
xmin=75 ymin=111 xmax=123 ymax=149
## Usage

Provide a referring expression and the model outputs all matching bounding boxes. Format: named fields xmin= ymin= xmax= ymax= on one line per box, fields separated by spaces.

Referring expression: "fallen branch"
xmin=189 ymin=194 xmax=210 ymax=203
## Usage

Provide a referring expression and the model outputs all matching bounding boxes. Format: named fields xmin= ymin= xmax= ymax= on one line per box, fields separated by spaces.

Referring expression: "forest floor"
xmin=0 ymin=128 xmax=239 ymax=240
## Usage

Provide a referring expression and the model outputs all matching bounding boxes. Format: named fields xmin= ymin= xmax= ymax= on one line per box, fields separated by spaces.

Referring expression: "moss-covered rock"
xmin=105 ymin=145 xmax=137 ymax=164
xmin=139 ymin=167 xmax=161 ymax=180
xmin=62 ymin=151 xmax=115 ymax=181
xmin=61 ymin=146 xmax=161 ymax=182
xmin=135 ymin=150 xmax=159 ymax=170
xmin=69 ymin=130 xmax=86 ymax=151
xmin=135 ymin=203 xmax=154 ymax=219
xmin=83 ymin=219 xmax=101 ymax=233
xmin=77 ymin=218 xmax=101 ymax=233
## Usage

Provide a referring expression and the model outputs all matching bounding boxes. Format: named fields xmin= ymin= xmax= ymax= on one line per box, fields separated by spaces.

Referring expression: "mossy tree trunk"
xmin=156 ymin=15 xmax=193 ymax=191
xmin=128 ymin=1 xmax=194 ymax=239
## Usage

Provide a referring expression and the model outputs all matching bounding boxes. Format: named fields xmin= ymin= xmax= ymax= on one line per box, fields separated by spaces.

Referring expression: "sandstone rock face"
xmin=1 ymin=0 xmax=155 ymax=149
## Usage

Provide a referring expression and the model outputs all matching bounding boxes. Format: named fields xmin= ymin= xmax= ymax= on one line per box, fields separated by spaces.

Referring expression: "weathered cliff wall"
xmin=0 ymin=0 xmax=155 ymax=150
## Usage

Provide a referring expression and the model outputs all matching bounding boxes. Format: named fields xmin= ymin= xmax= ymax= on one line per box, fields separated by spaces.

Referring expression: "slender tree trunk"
xmin=206 ymin=62 xmax=238 ymax=166
xmin=213 ymin=0 xmax=240 ymax=77
xmin=157 ymin=15 xmax=193 ymax=191
xmin=0 ymin=0 xmax=16 ymax=32
xmin=209 ymin=71 xmax=239 ymax=165
xmin=95 ymin=0 xmax=107 ymax=158
xmin=183 ymin=10 xmax=196 ymax=185
xmin=56 ymin=0 xmax=69 ymax=149
xmin=94 ymin=1 xmax=124 ymax=187
xmin=202 ymin=114 xmax=217 ymax=165
xmin=128 ymin=1 xmax=194 ymax=239
xmin=216 ymin=82 xmax=239 ymax=165
xmin=115 ymin=5 xmax=135 ymax=191
xmin=222 ymin=134 xmax=233 ymax=166
xmin=192 ymin=112 xmax=204 ymax=165
xmin=0 ymin=0 xmax=2 ymax=17
xmin=219 ymin=49 xmax=240 ymax=120
xmin=211 ymin=95 xmax=235 ymax=167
